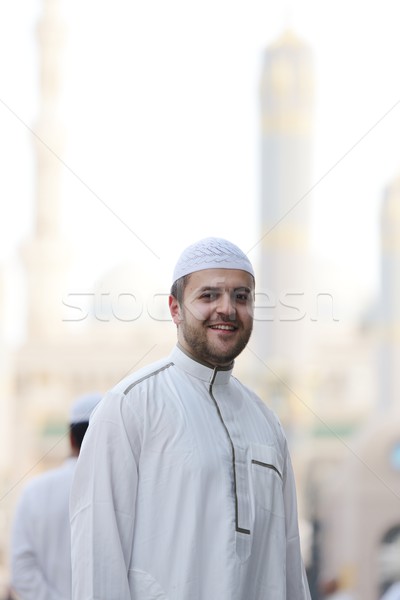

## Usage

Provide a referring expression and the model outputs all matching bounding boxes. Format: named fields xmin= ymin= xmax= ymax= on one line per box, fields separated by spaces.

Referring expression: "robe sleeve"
xmin=70 ymin=391 xmax=140 ymax=600
xmin=283 ymin=449 xmax=312 ymax=600
xmin=11 ymin=487 xmax=65 ymax=600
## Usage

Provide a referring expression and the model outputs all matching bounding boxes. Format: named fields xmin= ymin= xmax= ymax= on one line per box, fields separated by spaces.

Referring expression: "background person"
xmin=10 ymin=392 xmax=101 ymax=600
xmin=70 ymin=237 xmax=311 ymax=599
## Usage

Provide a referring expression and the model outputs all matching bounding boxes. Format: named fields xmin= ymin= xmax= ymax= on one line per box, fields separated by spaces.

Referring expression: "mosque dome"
xmin=89 ymin=260 xmax=171 ymax=326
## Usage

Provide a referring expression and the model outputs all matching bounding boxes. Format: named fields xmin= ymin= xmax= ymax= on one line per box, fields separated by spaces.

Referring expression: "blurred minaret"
xmin=20 ymin=0 xmax=70 ymax=340
xmin=255 ymin=30 xmax=314 ymax=377
xmin=379 ymin=172 xmax=400 ymax=413
xmin=12 ymin=0 xmax=71 ymax=481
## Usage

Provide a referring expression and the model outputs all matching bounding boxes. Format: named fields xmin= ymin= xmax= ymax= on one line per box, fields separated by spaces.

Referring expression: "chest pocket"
xmin=251 ymin=443 xmax=285 ymax=518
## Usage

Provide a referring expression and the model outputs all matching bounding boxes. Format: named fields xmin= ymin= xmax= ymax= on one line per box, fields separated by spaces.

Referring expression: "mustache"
xmin=205 ymin=316 xmax=238 ymax=325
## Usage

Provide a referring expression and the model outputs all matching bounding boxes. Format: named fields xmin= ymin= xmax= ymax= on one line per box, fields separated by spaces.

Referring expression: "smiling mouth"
xmin=209 ymin=324 xmax=237 ymax=331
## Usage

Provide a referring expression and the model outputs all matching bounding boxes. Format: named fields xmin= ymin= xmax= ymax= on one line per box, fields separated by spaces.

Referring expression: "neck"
xmin=177 ymin=343 xmax=234 ymax=371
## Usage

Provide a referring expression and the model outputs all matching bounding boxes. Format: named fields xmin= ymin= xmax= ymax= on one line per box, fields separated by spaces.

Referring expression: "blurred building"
xmin=0 ymin=0 xmax=175 ymax=593
xmin=11 ymin=0 xmax=175 ymax=477
xmin=318 ymin=174 xmax=400 ymax=598
xmin=256 ymin=29 xmax=313 ymax=372
xmin=254 ymin=28 xmax=400 ymax=600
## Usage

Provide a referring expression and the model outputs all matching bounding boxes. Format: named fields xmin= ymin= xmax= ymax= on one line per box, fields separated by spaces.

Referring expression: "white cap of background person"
xmin=69 ymin=392 xmax=102 ymax=425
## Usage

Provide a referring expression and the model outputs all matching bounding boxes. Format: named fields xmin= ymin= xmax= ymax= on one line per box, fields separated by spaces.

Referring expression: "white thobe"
xmin=70 ymin=346 xmax=310 ymax=599
xmin=11 ymin=457 xmax=77 ymax=600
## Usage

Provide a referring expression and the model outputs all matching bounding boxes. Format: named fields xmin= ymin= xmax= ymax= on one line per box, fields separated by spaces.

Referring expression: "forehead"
xmin=186 ymin=268 xmax=254 ymax=291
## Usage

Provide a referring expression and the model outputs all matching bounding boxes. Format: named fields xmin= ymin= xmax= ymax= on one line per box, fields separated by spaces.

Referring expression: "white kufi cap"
xmin=173 ymin=237 xmax=254 ymax=283
xmin=69 ymin=392 xmax=102 ymax=424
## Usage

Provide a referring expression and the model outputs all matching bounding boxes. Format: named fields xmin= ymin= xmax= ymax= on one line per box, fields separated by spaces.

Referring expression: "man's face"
xmin=169 ymin=268 xmax=254 ymax=367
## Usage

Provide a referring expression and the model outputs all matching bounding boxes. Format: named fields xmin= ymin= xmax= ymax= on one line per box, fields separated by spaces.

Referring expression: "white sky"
xmin=1 ymin=0 xmax=400 ymax=339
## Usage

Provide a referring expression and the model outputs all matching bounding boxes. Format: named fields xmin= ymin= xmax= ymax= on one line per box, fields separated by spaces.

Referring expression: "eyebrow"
xmin=198 ymin=286 xmax=252 ymax=293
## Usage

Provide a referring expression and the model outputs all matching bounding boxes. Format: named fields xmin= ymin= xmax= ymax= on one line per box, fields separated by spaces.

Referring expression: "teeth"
xmin=211 ymin=325 xmax=235 ymax=331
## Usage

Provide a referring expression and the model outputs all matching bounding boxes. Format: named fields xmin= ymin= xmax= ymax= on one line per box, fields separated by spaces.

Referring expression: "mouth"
xmin=208 ymin=323 xmax=238 ymax=332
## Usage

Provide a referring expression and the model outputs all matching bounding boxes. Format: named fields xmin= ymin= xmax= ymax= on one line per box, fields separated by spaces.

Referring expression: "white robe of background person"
xmin=70 ymin=346 xmax=311 ymax=600
xmin=11 ymin=457 xmax=77 ymax=600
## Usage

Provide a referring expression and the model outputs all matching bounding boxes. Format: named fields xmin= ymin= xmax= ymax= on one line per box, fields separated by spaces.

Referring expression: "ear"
xmin=169 ymin=295 xmax=182 ymax=325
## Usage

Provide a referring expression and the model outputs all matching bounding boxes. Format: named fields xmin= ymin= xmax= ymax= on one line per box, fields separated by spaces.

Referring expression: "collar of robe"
xmin=172 ymin=345 xmax=233 ymax=385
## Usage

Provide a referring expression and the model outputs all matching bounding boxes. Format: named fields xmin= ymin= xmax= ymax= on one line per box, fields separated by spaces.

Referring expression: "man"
xmin=11 ymin=392 xmax=101 ymax=600
xmin=70 ymin=237 xmax=310 ymax=599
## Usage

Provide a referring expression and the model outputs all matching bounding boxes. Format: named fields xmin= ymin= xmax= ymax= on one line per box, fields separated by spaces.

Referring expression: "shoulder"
xmin=111 ymin=355 xmax=174 ymax=397
xmin=119 ymin=356 xmax=175 ymax=396
xmin=17 ymin=462 xmax=72 ymax=505
xmin=89 ymin=355 xmax=175 ymax=428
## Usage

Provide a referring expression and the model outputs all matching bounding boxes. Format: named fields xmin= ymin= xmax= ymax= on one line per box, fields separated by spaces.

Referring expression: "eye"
xmin=235 ymin=292 xmax=250 ymax=302
xmin=200 ymin=291 xmax=218 ymax=301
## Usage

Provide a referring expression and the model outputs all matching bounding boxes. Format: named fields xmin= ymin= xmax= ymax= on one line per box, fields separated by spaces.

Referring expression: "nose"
xmin=216 ymin=292 xmax=236 ymax=320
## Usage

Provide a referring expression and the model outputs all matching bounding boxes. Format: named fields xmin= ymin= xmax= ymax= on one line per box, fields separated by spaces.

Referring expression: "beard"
xmin=180 ymin=317 xmax=253 ymax=367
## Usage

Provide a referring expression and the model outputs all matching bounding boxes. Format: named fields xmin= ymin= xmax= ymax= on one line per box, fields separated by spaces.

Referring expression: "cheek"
xmin=183 ymin=301 xmax=213 ymax=322
xmin=238 ymin=303 xmax=254 ymax=323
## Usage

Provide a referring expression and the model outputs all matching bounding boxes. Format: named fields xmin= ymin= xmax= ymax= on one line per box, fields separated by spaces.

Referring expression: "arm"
xmin=70 ymin=391 xmax=140 ymax=600
xmin=283 ymin=449 xmax=311 ymax=600
xmin=11 ymin=489 xmax=65 ymax=600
